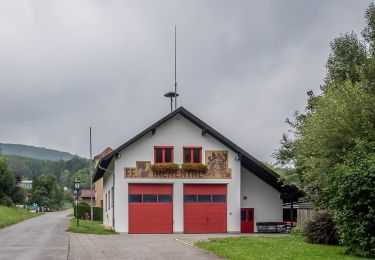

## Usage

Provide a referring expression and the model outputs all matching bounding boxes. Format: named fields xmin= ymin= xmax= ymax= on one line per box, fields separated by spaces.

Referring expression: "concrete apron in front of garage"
xmin=68 ymin=233 xmax=288 ymax=260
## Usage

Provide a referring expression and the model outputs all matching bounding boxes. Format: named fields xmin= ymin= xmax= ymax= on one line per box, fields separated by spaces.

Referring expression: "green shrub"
xmin=304 ymin=211 xmax=339 ymax=245
xmin=78 ymin=201 xmax=90 ymax=207
xmin=11 ymin=186 xmax=25 ymax=205
xmin=181 ymin=163 xmax=208 ymax=173
xmin=0 ymin=195 xmax=13 ymax=207
xmin=290 ymin=226 xmax=303 ymax=237
xmin=327 ymin=141 xmax=375 ymax=257
xmin=73 ymin=205 xmax=103 ymax=221
xmin=151 ymin=163 xmax=179 ymax=173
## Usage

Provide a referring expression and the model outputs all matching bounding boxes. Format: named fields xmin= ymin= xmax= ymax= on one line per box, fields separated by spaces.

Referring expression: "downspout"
xmin=290 ymin=198 xmax=294 ymax=222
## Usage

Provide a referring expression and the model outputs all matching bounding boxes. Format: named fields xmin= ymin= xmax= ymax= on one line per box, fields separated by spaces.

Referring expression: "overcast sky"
xmin=0 ymin=1 xmax=372 ymax=162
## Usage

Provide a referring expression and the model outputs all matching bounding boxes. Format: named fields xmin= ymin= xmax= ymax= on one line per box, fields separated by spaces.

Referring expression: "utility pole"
xmin=89 ymin=127 xmax=93 ymax=230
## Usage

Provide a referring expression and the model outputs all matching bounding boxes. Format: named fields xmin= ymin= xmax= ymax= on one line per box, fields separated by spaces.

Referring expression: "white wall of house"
xmin=112 ymin=115 xmax=241 ymax=233
xmin=240 ymin=166 xmax=283 ymax=231
xmin=103 ymin=160 xmax=114 ymax=227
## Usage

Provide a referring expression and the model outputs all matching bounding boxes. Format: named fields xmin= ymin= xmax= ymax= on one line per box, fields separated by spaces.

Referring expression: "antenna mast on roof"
xmin=174 ymin=25 xmax=177 ymax=110
xmin=164 ymin=26 xmax=179 ymax=113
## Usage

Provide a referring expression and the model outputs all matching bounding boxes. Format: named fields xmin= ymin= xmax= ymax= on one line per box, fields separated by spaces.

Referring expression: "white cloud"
xmin=0 ymin=0 xmax=371 ymax=161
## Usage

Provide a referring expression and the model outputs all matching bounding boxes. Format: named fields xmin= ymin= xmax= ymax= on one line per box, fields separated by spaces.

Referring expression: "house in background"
xmin=80 ymin=189 xmax=96 ymax=206
xmin=93 ymin=107 xmax=299 ymax=234
xmin=93 ymin=147 xmax=113 ymax=208
xmin=17 ymin=179 xmax=33 ymax=202
xmin=94 ymin=178 xmax=104 ymax=208
xmin=17 ymin=180 xmax=32 ymax=189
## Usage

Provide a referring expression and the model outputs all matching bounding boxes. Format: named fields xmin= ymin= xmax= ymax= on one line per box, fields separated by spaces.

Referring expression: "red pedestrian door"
xmin=241 ymin=208 xmax=254 ymax=233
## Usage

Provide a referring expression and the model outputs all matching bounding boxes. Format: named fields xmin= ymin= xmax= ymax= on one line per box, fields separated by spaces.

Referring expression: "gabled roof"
xmin=93 ymin=106 xmax=300 ymax=199
xmin=94 ymin=147 xmax=113 ymax=161
xmin=81 ymin=189 xmax=95 ymax=198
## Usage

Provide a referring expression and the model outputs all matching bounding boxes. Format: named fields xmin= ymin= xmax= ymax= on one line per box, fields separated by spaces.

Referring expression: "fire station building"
xmin=93 ymin=107 xmax=298 ymax=234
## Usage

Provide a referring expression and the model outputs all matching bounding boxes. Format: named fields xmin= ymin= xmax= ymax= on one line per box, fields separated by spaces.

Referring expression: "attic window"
xmin=154 ymin=146 xmax=174 ymax=163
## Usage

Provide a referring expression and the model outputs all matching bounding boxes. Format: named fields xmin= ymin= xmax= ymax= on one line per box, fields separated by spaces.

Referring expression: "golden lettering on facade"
xmin=125 ymin=165 xmax=231 ymax=179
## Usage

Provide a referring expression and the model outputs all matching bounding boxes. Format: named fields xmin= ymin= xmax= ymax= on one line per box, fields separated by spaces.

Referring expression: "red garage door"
xmin=184 ymin=184 xmax=227 ymax=233
xmin=128 ymin=184 xmax=173 ymax=234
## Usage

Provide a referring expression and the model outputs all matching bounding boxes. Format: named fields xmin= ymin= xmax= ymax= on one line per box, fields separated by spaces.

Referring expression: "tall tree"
xmin=0 ymin=156 xmax=16 ymax=206
xmin=275 ymin=4 xmax=375 ymax=205
xmin=30 ymin=175 xmax=63 ymax=209
xmin=274 ymin=4 xmax=375 ymax=256
xmin=325 ymin=32 xmax=366 ymax=85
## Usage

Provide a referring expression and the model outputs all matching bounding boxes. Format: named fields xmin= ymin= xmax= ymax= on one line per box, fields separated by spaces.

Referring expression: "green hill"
xmin=0 ymin=143 xmax=75 ymax=161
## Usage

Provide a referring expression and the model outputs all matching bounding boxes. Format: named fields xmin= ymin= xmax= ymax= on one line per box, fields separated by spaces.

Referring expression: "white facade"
xmin=241 ymin=167 xmax=283 ymax=231
xmin=103 ymin=160 xmax=114 ymax=227
xmin=101 ymin=113 xmax=284 ymax=233
xmin=18 ymin=180 xmax=32 ymax=189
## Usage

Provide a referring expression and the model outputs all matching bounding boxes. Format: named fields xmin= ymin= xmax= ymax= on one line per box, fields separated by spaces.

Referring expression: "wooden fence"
xmin=297 ymin=208 xmax=323 ymax=228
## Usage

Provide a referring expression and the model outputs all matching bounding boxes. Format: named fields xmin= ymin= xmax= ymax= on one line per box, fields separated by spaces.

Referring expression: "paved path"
xmin=0 ymin=210 xmax=287 ymax=260
xmin=68 ymin=233 xmax=287 ymax=260
xmin=68 ymin=233 xmax=222 ymax=260
xmin=0 ymin=210 xmax=70 ymax=260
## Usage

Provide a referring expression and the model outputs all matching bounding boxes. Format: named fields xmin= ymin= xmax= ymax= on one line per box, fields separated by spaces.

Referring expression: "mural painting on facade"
xmin=205 ymin=150 xmax=231 ymax=178
xmin=136 ymin=161 xmax=152 ymax=177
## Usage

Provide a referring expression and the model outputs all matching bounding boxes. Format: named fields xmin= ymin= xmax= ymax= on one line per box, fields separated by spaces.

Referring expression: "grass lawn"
xmin=0 ymin=205 xmax=40 ymax=229
xmin=67 ymin=218 xmax=116 ymax=235
xmin=195 ymin=236 xmax=366 ymax=260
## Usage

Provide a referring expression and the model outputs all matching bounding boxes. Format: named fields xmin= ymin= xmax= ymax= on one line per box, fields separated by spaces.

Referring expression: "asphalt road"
xmin=68 ymin=233 xmax=222 ymax=260
xmin=0 ymin=209 xmax=283 ymax=260
xmin=0 ymin=210 xmax=70 ymax=260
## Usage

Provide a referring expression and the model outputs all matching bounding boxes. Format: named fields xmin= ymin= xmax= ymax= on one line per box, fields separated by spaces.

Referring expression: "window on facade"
xmin=143 ymin=194 xmax=158 ymax=203
xmin=154 ymin=146 xmax=174 ymax=163
xmin=198 ymin=195 xmax=211 ymax=203
xmin=105 ymin=194 xmax=108 ymax=211
xmin=128 ymin=194 xmax=172 ymax=203
xmin=212 ymin=195 xmax=226 ymax=203
xmin=111 ymin=187 xmax=114 ymax=208
xmin=129 ymin=194 xmax=142 ymax=203
xmin=241 ymin=209 xmax=246 ymax=221
xmin=158 ymin=194 xmax=172 ymax=203
xmin=184 ymin=195 xmax=197 ymax=203
xmin=184 ymin=194 xmax=226 ymax=204
xmin=183 ymin=147 xmax=202 ymax=163
xmin=108 ymin=190 xmax=110 ymax=208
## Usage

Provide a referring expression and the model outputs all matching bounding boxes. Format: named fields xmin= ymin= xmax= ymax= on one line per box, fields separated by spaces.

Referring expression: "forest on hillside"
xmin=6 ymin=155 xmax=91 ymax=190
xmin=0 ymin=143 xmax=75 ymax=161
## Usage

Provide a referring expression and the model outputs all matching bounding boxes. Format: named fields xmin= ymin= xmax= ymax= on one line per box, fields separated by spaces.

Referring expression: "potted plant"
xmin=151 ymin=163 xmax=180 ymax=174
xmin=181 ymin=163 xmax=208 ymax=173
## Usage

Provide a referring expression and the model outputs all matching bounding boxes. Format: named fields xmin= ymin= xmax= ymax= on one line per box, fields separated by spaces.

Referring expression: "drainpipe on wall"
xmin=290 ymin=198 xmax=294 ymax=222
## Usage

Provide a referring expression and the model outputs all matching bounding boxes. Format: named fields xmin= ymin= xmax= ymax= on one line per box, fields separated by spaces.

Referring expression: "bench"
xmin=256 ymin=222 xmax=288 ymax=233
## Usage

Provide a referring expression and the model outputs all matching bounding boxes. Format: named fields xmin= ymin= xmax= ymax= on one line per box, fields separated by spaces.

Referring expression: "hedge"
xmin=73 ymin=205 xmax=103 ymax=221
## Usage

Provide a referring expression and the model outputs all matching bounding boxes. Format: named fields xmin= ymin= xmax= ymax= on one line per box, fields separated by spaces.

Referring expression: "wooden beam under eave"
xmin=202 ymin=128 xmax=207 ymax=136
xmin=151 ymin=128 xmax=156 ymax=135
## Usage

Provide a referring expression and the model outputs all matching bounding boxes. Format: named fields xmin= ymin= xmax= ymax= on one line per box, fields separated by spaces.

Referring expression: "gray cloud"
xmin=0 ymin=0 xmax=371 ymax=161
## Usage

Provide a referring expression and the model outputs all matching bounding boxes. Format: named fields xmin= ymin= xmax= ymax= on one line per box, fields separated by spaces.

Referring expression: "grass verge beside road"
xmin=67 ymin=218 xmax=116 ymax=235
xmin=0 ymin=205 xmax=40 ymax=229
xmin=195 ymin=236 xmax=364 ymax=260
